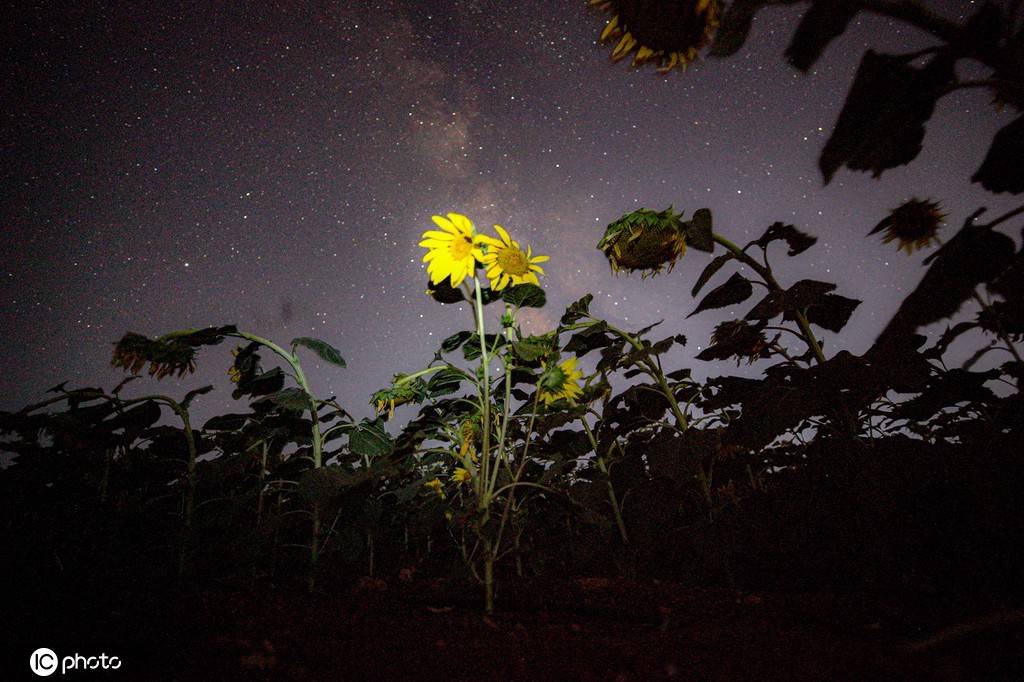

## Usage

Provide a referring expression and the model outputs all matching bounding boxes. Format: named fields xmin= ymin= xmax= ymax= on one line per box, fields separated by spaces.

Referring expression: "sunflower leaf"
xmin=181 ymin=385 xmax=214 ymax=409
xmin=784 ymin=293 xmax=861 ymax=332
xmin=685 ymin=208 xmax=715 ymax=252
xmin=561 ymin=294 xmax=594 ymax=325
xmin=752 ymin=222 xmax=817 ymax=256
xmin=426 ymin=279 xmax=465 ymax=304
xmin=785 ymin=0 xmax=859 ymax=72
xmin=503 ymin=284 xmax=546 ymax=308
xmin=564 ymin=322 xmax=614 ymax=357
xmin=291 ymin=337 xmax=346 ymax=368
xmin=875 ymin=220 xmax=1016 ymax=344
xmin=820 ymin=50 xmax=955 ymax=183
xmin=440 ymin=331 xmax=473 ymax=354
xmin=513 ymin=335 xmax=552 ymax=362
xmin=688 ymin=272 xmax=754 ymax=318
xmin=232 ymin=367 xmax=285 ymax=400
xmin=972 ymin=114 xmax=1024 ymax=195
xmin=692 ymin=254 xmax=733 ymax=297
xmin=349 ymin=417 xmax=394 ymax=460
xmin=709 ymin=0 xmax=772 ymax=58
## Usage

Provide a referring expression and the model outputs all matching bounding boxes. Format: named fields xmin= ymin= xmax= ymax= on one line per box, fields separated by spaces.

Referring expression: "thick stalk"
xmin=234 ymin=331 xmax=325 ymax=589
xmin=472 ymin=277 xmax=492 ymax=506
xmin=711 ymin=233 xmax=826 ymax=365
xmin=581 ymin=419 xmax=629 ymax=545
xmin=157 ymin=397 xmax=198 ymax=578
xmin=484 ymin=540 xmax=495 ymax=614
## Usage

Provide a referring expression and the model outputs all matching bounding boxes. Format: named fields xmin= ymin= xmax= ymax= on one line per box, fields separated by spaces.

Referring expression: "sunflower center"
xmin=449 ymin=235 xmax=474 ymax=260
xmin=496 ymin=246 xmax=530 ymax=275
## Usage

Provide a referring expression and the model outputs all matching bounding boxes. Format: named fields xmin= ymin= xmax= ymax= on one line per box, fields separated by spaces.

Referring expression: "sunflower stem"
xmin=472 ymin=277 xmax=492 ymax=507
xmin=711 ymin=234 xmax=826 ymax=366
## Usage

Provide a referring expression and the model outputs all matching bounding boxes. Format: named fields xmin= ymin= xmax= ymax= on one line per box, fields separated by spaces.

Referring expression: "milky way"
xmin=3 ymin=1 xmax=1020 ymax=422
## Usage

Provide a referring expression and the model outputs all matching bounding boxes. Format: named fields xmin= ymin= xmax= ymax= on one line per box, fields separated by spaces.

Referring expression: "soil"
xmin=12 ymin=576 xmax=1024 ymax=680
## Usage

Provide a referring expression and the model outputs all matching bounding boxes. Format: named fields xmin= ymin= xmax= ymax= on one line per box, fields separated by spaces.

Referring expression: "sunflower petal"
xmin=447 ymin=212 xmax=473 ymax=235
xmin=493 ymin=224 xmax=512 ymax=246
xmin=432 ymin=215 xmax=458 ymax=234
xmin=600 ymin=15 xmax=619 ymax=42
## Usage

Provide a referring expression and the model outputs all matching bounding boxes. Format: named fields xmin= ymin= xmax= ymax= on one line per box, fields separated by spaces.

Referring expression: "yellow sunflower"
xmin=538 ymin=356 xmax=585 ymax=406
xmin=420 ymin=212 xmax=487 ymax=288
xmin=478 ymin=224 xmax=549 ymax=291
xmin=453 ymin=467 xmax=472 ymax=484
xmin=592 ymin=0 xmax=720 ymax=74
xmin=868 ymin=199 xmax=946 ymax=254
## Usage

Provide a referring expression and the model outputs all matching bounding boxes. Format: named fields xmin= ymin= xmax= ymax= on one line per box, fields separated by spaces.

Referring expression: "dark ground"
xmin=10 ymin=575 xmax=1024 ymax=680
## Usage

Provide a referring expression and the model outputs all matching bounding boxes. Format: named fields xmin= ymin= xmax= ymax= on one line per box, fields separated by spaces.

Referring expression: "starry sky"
xmin=3 ymin=0 xmax=1021 ymax=423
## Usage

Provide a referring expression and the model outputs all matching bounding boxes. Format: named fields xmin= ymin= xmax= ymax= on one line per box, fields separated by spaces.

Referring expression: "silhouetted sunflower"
xmin=597 ymin=207 xmax=687 ymax=276
xmin=869 ymin=199 xmax=946 ymax=254
xmin=591 ymin=0 xmax=720 ymax=73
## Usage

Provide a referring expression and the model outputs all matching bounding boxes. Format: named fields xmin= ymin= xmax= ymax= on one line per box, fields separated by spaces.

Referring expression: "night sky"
xmin=4 ymin=0 xmax=1020 ymax=423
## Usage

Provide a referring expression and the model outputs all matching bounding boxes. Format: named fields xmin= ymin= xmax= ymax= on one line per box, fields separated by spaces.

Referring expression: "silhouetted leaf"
xmin=233 ymin=367 xmax=285 ymax=400
xmin=101 ymin=400 xmax=163 ymax=439
xmin=561 ymin=294 xmax=593 ymax=325
xmin=426 ymin=278 xmax=465 ymax=304
xmin=291 ymin=337 xmax=346 ymax=368
xmin=876 ymin=217 xmax=1016 ymax=344
xmin=691 ymin=253 xmax=732 ymax=297
xmin=503 ymin=283 xmax=546 ymax=308
xmin=785 ymin=0 xmax=858 ymax=72
xmin=752 ymin=222 xmax=817 ymax=256
xmin=954 ymin=2 xmax=1003 ymax=62
xmin=991 ymin=28 xmax=1024 ymax=109
xmin=688 ymin=272 xmax=753 ymax=317
xmin=820 ymin=50 xmax=955 ymax=183
xmin=749 ymin=280 xmax=836 ymax=321
xmin=564 ymin=322 xmax=614 ymax=357
xmin=203 ymin=413 xmax=251 ymax=431
xmin=181 ymin=385 xmax=213 ymax=409
xmin=897 ymin=368 xmax=999 ymax=422
xmin=685 ymin=208 xmax=715 ymax=252
xmin=972 ymin=115 xmax=1024 ymax=195
xmin=786 ymin=293 xmax=861 ymax=332
xmin=709 ymin=0 xmax=771 ymax=57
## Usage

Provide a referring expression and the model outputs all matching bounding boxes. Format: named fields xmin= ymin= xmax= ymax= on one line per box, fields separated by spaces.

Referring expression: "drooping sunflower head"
xmin=597 ymin=207 xmax=688 ymax=276
xmin=592 ymin=0 xmax=720 ymax=73
xmin=478 ymin=224 xmax=549 ymax=291
xmin=538 ymin=356 xmax=585 ymax=406
xmin=111 ymin=332 xmax=198 ymax=379
xmin=370 ymin=375 xmax=426 ymax=420
xmin=869 ymin=199 xmax=946 ymax=254
xmin=420 ymin=212 xmax=487 ymax=288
